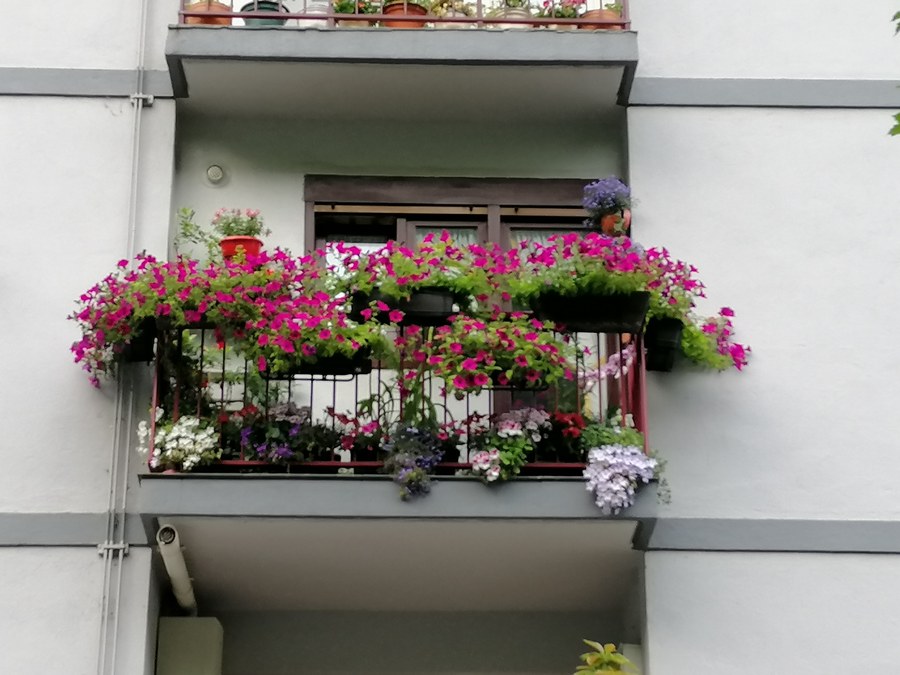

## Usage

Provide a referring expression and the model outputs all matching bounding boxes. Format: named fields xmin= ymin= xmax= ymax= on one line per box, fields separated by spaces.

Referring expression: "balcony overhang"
xmin=165 ymin=26 xmax=638 ymax=119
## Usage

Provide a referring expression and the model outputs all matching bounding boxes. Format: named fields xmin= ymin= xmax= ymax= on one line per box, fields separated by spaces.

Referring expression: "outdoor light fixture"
xmin=206 ymin=164 xmax=225 ymax=184
xmin=157 ymin=525 xmax=198 ymax=615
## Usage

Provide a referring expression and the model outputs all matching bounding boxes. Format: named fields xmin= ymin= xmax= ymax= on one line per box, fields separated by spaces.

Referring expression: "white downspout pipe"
xmin=157 ymin=525 xmax=199 ymax=616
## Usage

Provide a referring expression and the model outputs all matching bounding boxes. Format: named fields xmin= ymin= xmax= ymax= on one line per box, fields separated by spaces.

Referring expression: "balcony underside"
xmin=150 ymin=513 xmax=645 ymax=612
xmin=166 ymin=26 xmax=637 ymax=119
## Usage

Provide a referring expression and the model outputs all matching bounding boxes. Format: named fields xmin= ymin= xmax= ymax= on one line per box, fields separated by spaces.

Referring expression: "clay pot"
xmin=382 ymin=1 xmax=429 ymax=27
xmin=599 ymin=208 xmax=632 ymax=235
xmin=219 ymin=236 xmax=263 ymax=259
xmin=184 ymin=1 xmax=233 ymax=25
xmin=577 ymin=8 xmax=623 ymax=30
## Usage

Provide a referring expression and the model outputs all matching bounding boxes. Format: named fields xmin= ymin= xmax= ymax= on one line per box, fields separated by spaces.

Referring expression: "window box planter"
xmin=530 ymin=290 xmax=650 ymax=334
xmin=295 ymin=349 xmax=374 ymax=376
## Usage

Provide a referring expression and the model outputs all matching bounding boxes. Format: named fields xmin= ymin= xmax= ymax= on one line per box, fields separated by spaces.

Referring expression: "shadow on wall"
xmin=218 ymin=610 xmax=624 ymax=674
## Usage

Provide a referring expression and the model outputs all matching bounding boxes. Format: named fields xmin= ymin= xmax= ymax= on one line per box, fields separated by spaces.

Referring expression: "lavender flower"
xmin=583 ymin=176 xmax=631 ymax=216
xmin=583 ymin=444 xmax=656 ymax=515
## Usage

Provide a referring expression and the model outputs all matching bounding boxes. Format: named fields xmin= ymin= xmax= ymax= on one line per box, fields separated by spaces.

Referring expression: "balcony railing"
xmin=144 ymin=323 xmax=647 ymax=479
xmin=177 ymin=0 xmax=631 ymax=30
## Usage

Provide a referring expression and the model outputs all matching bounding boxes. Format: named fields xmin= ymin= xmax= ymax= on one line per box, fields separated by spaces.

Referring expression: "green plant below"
xmin=573 ymin=640 xmax=638 ymax=674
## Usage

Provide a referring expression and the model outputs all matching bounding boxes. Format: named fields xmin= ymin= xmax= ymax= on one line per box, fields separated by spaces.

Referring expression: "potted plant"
xmin=184 ymin=0 xmax=234 ymax=25
xmin=382 ymin=425 xmax=448 ymax=499
xmin=680 ymin=307 xmax=750 ymax=372
xmin=239 ymin=0 xmax=289 ymax=25
xmin=332 ymin=0 xmax=380 ymax=26
xmin=239 ymin=290 xmax=389 ymax=377
xmin=430 ymin=0 xmax=474 ymax=27
xmin=642 ymin=247 xmax=704 ymax=371
xmin=583 ymin=442 xmax=657 ymax=514
xmin=511 ymin=232 xmax=650 ymax=333
xmin=487 ymin=0 xmax=533 ymax=28
xmin=535 ymin=0 xmax=585 ymax=29
xmin=338 ymin=232 xmax=496 ymax=326
xmin=70 ymin=254 xmax=180 ymax=386
xmin=138 ymin=410 xmax=221 ymax=472
xmin=381 ymin=0 xmax=430 ymax=27
xmin=573 ymin=640 xmax=639 ymax=673
xmin=208 ymin=208 xmax=270 ymax=259
xmin=578 ymin=1 xmax=623 ymax=30
xmin=583 ymin=176 xmax=632 ymax=235
xmin=426 ymin=312 xmax=577 ymax=397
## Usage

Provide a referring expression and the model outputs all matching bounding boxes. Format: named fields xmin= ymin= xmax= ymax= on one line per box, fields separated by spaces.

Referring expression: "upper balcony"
xmin=165 ymin=0 xmax=637 ymax=122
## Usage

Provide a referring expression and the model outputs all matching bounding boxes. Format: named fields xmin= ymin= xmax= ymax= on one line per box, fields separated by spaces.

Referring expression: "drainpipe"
xmin=157 ymin=526 xmax=198 ymax=615
xmin=96 ymin=0 xmax=153 ymax=673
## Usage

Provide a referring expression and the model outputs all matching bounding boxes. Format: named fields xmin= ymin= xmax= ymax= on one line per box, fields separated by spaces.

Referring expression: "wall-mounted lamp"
xmin=206 ymin=164 xmax=226 ymax=185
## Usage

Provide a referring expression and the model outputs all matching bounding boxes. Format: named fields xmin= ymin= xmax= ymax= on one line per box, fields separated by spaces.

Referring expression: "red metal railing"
xmin=177 ymin=0 xmax=630 ymax=30
xmin=147 ymin=325 xmax=647 ymax=475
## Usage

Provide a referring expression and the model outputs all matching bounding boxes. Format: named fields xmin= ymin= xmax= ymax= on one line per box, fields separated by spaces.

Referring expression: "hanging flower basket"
xmin=644 ymin=317 xmax=684 ymax=372
xmin=530 ymin=290 xmax=650 ymax=334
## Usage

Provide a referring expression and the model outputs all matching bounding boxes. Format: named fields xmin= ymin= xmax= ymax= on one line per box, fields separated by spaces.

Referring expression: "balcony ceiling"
xmin=167 ymin=27 xmax=636 ymax=121
xmin=160 ymin=516 xmax=640 ymax=613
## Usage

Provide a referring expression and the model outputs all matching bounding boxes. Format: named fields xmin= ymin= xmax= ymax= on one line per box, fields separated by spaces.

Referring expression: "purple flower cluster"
xmin=583 ymin=444 xmax=656 ymax=515
xmin=382 ymin=427 xmax=446 ymax=500
xmin=582 ymin=176 xmax=631 ymax=217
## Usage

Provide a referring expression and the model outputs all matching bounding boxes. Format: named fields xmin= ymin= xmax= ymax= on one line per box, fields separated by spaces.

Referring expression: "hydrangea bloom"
xmin=583 ymin=444 xmax=656 ymax=515
xmin=583 ymin=176 xmax=631 ymax=216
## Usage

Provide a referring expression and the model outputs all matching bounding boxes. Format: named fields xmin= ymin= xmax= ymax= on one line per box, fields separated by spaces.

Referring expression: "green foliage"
xmin=573 ymin=640 xmax=638 ymax=674
xmin=581 ymin=409 xmax=645 ymax=450
xmin=174 ymin=208 xmax=220 ymax=261
xmin=679 ymin=321 xmax=732 ymax=371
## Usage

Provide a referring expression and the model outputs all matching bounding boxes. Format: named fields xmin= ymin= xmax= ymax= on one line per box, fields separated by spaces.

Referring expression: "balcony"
xmin=166 ymin=0 xmax=637 ymax=121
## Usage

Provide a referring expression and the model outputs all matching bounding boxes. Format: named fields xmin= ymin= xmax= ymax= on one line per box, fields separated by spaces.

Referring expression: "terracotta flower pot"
xmin=335 ymin=15 xmax=377 ymax=27
xmin=599 ymin=208 xmax=632 ymax=235
xmin=382 ymin=1 xmax=429 ymax=27
xmin=578 ymin=8 xmax=623 ymax=30
xmin=219 ymin=235 xmax=263 ymax=259
xmin=184 ymin=1 xmax=234 ymax=25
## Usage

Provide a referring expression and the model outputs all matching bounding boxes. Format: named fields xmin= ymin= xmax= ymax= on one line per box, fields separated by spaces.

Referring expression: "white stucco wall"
xmin=0 ymin=0 xmax=178 ymax=72
xmin=0 ymin=96 xmax=174 ymax=512
xmin=644 ymin=551 xmax=900 ymax=674
xmin=630 ymin=0 xmax=900 ymax=79
xmin=171 ymin=113 xmax=626 ymax=253
xmin=628 ymin=105 xmax=900 ymax=519
xmin=0 ymin=548 xmax=103 ymax=674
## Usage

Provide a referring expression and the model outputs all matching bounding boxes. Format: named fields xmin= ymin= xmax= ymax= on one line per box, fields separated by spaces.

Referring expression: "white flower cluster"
xmin=471 ymin=448 xmax=501 ymax=482
xmin=583 ymin=444 xmax=656 ymax=515
xmin=137 ymin=413 xmax=219 ymax=471
xmin=496 ymin=408 xmax=550 ymax=443
xmin=495 ymin=419 xmax=524 ymax=439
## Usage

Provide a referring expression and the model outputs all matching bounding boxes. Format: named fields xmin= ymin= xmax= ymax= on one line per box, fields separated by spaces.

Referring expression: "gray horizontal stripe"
xmin=0 ymin=512 xmax=148 ymax=547
xmin=641 ymin=518 xmax=900 ymax=554
xmin=628 ymin=77 xmax=900 ymax=108
xmin=0 ymin=68 xmax=173 ymax=98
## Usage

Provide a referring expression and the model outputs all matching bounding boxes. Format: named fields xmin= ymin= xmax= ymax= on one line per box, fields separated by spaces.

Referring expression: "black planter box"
xmin=645 ymin=317 xmax=684 ymax=372
xmin=118 ymin=317 xmax=157 ymax=363
xmin=296 ymin=349 xmax=373 ymax=376
xmin=531 ymin=290 xmax=650 ymax=334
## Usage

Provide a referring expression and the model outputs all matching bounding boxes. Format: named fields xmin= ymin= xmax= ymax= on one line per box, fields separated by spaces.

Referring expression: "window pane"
xmin=509 ymin=227 xmax=574 ymax=246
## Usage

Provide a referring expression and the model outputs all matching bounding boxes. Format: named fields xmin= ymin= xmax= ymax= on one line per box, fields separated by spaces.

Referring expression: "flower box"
xmin=644 ymin=317 xmax=684 ymax=372
xmin=530 ymin=290 xmax=650 ymax=334
xmin=118 ymin=317 xmax=157 ymax=363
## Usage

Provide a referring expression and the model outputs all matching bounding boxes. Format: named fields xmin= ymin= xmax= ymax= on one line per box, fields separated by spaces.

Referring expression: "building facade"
xmin=3 ymin=1 xmax=900 ymax=673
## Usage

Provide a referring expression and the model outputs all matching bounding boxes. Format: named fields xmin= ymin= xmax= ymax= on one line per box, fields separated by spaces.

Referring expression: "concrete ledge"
xmin=0 ymin=68 xmax=173 ymax=98
xmin=166 ymin=25 xmax=638 ymax=97
xmin=136 ymin=473 xmax=658 ymax=520
xmin=628 ymin=77 xmax=900 ymax=109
